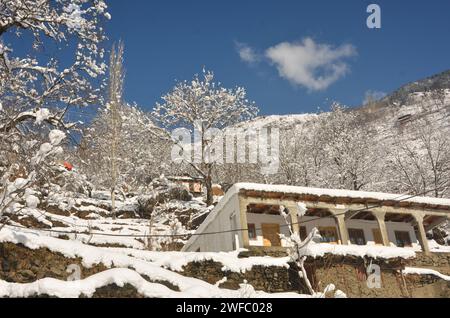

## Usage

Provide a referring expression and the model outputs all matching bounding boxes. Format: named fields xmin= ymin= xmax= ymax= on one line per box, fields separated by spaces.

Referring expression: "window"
xmin=247 ymin=223 xmax=257 ymax=240
xmin=299 ymin=226 xmax=307 ymax=241
xmin=348 ymin=229 xmax=366 ymax=246
xmin=395 ymin=231 xmax=412 ymax=247
xmin=318 ymin=227 xmax=338 ymax=244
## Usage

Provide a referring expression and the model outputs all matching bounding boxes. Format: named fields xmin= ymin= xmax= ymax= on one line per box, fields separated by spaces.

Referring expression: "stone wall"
xmin=304 ymin=255 xmax=410 ymax=297
xmin=181 ymin=260 xmax=300 ymax=293
xmin=409 ymin=252 xmax=450 ymax=275
xmin=1 ymin=242 xmax=448 ymax=298
xmin=406 ymin=274 xmax=450 ymax=298
xmin=179 ymin=253 xmax=450 ymax=298
xmin=0 ymin=242 xmax=108 ymax=284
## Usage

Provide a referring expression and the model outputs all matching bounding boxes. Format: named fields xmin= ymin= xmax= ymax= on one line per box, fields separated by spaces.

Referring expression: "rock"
xmin=1 ymin=260 xmax=10 ymax=271
xmin=237 ymin=251 xmax=251 ymax=258
xmin=31 ymin=259 xmax=41 ymax=267
xmin=48 ymin=267 xmax=64 ymax=277
xmin=19 ymin=270 xmax=36 ymax=280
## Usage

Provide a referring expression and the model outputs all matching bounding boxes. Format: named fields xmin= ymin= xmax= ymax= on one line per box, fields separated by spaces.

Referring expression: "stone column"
xmin=285 ymin=203 xmax=300 ymax=235
xmin=374 ymin=211 xmax=390 ymax=247
xmin=413 ymin=213 xmax=431 ymax=255
xmin=238 ymin=197 xmax=250 ymax=248
xmin=334 ymin=213 xmax=349 ymax=245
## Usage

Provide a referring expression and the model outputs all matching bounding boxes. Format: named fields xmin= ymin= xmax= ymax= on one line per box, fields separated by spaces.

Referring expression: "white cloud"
xmin=265 ymin=38 xmax=357 ymax=91
xmin=235 ymin=42 xmax=261 ymax=64
xmin=363 ymin=90 xmax=386 ymax=104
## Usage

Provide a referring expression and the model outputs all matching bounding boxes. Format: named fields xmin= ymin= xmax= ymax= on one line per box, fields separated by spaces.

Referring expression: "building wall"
xmin=184 ymin=189 xmax=430 ymax=252
xmin=183 ymin=192 xmax=243 ymax=252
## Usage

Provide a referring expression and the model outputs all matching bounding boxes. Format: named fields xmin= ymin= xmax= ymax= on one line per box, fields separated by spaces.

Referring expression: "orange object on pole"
xmin=63 ymin=161 xmax=73 ymax=171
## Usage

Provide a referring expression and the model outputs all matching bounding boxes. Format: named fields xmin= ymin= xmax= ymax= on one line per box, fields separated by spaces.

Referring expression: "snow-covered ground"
xmin=427 ymin=240 xmax=450 ymax=253
xmin=4 ymin=225 xmax=423 ymax=298
xmin=0 ymin=227 xmax=312 ymax=298
xmin=4 ymin=183 xmax=209 ymax=250
xmin=6 ymin=205 xmax=176 ymax=250
xmin=0 ymin=172 xmax=448 ymax=298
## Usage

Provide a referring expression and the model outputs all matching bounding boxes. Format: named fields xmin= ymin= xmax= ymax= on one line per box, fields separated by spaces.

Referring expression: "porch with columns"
xmin=238 ymin=195 xmax=449 ymax=255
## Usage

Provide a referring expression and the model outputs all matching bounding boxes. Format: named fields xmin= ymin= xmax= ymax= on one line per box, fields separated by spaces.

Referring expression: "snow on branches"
xmin=0 ymin=0 xmax=110 ymax=132
xmin=0 ymin=129 xmax=65 ymax=227
xmin=153 ymin=68 xmax=258 ymax=130
xmin=152 ymin=68 xmax=259 ymax=204
xmin=0 ymin=0 xmax=110 ymax=228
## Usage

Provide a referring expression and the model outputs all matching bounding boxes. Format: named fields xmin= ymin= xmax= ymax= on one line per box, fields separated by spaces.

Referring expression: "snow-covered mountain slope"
xmin=239 ymin=70 xmax=450 ymax=137
xmin=233 ymin=113 xmax=318 ymax=130
xmin=383 ymin=69 xmax=450 ymax=105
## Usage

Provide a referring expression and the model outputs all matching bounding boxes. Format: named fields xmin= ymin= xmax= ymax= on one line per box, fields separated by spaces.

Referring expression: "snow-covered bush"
xmin=0 ymin=130 xmax=66 ymax=226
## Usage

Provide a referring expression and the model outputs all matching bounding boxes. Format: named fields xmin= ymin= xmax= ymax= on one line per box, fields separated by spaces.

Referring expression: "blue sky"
xmin=13 ymin=0 xmax=450 ymax=116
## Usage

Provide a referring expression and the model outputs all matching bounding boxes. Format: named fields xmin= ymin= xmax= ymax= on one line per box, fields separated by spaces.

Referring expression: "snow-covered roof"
xmin=234 ymin=183 xmax=450 ymax=210
xmin=167 ymin=176 xmax=203 ymax=182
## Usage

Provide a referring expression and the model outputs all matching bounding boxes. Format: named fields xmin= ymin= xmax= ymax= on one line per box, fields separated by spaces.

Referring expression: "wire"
xmin=4 ymin=185 xmax=448 ymax=239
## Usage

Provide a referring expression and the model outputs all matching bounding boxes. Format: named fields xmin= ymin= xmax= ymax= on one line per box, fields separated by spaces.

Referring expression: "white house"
xmin=182 ymin=183 xmax=450 ymax=255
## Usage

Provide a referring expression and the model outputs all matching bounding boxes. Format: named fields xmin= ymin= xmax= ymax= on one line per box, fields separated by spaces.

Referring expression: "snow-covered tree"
xmin=152 ymin=69 xmax=259 ymax=205
xmin=387 ymin=117 xmax=450 ymax=198
xmin=279 ymin=204 xmax=318 ymax=295
xmin=106 ymin=41 xmax=123 ymax=216
xmin=317 ymin=103 xmax=381 ymax=191
xmin=0 ymin=0 xmax=110 ymax=132
xmin=77 ymin=43 xmax=168 ymax=197
xmin=0 ymin=0 xmax=109 ymax=224
xmin=78 ymin=103 xmax=168 ymax=192
xmin=278 ymin=119 xmax=324 ymax=187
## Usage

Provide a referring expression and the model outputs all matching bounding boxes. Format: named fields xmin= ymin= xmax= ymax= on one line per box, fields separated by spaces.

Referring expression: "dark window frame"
xmin=348 ymin=228 xmax=367 ymax=246
xmin=299 ymin=226 xmax=307 ymax=241
xmin=394 ymin=231 xmax=412 ymax=247
xmin=248 ymin=223 xmax=257 ymax=240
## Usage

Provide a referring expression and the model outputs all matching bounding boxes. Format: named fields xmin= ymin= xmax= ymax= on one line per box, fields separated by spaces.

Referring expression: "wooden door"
xmin=261 ymin=223 xmax=281 ymax=247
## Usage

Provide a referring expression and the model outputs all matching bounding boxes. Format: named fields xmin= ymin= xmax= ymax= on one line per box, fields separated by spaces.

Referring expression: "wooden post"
xmin=374 ymin=212 xmax=390 ymax=247
xmin=238 ymin=197 xmax=250 ymax=248
xmin=286 ymin=203 xmax=300 ymax=235
xmin=413 ymin=214 xmax=431 ymax=255
xmin=334 ymin=213 xmax=349 ymax=245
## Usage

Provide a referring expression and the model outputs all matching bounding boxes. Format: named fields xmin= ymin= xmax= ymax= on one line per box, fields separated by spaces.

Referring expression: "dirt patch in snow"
xmin=40 ymin=204 xmax=72 ymax=217
xmin=4 ymin=214 xmax=50 ymax=229
xmin=88 ymin=242 xmax=135 ymax=249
